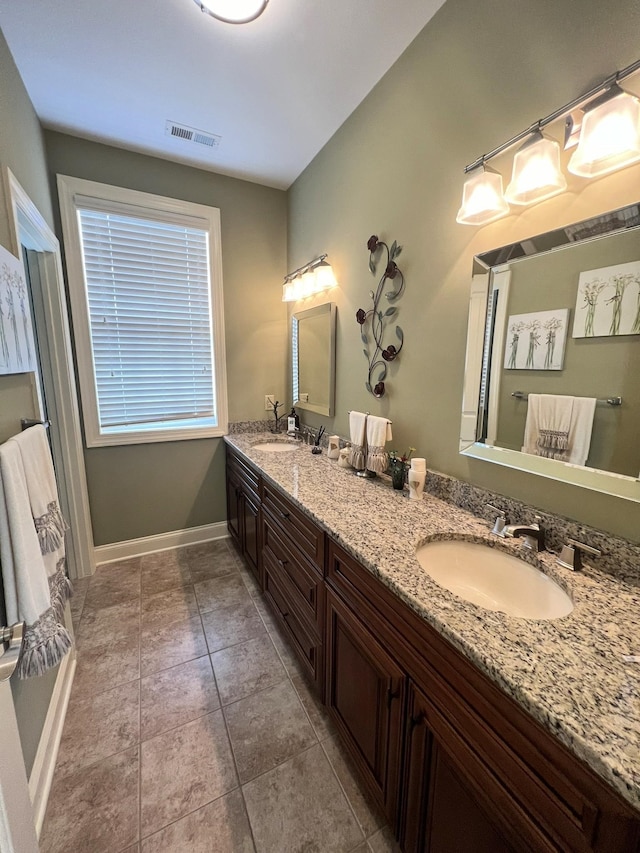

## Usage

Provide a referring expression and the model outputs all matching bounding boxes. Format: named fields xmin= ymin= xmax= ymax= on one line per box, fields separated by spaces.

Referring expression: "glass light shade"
xmin=505 ymin=134 xmax=567 ymax=206
xmin=568 ymin=91 xmax=640 ymax=178
xmin=314 ymin=261 xmax=337 ymax=291
xmin=195 ymin=0 xmax=268 ymax=24
xmin=282 ymin=281 xmax=296 ymax=302
xmin=456 ymin=167 xmax=509 ymax=226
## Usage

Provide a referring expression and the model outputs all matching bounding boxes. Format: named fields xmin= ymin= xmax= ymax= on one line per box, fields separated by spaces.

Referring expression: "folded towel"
xmin=348 ymin=411 xmax=367 ymax=469
xmin=522 ymin=394 xmax=596 ymax=467
xmin=366 ymin=415 xmax=392 ymax=474
xmin=0 ymin=430 xmax=72 ymax=679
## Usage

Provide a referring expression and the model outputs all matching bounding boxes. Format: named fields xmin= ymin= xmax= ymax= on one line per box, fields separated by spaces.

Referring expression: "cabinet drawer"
xmin=226 ymin=447 xmax=260 ymax=499
xmin=262 ymin=514 xmax=323 ymax=629
xmin=263 ymin=552 xmax=322 ymax=690
xmin=261 ymin=482 xmax=324 ymax=572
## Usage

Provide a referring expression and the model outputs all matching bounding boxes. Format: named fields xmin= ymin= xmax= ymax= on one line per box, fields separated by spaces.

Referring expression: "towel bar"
xmin=511 ymin=392 xmax=622 ymax=407
xmin=20 ymin=418 xmax=51 ymax=430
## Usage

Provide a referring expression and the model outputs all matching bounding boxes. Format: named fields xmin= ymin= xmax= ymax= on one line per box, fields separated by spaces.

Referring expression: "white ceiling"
xmin=0 ymin=0 xmax=446 ymax=189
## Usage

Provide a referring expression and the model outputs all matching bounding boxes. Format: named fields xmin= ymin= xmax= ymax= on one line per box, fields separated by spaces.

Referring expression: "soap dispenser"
xmin=287 ymin=408 xmax=297 ymax=436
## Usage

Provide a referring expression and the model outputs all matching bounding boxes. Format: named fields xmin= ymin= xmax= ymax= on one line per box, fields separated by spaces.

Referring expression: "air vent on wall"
xmin=165 ymin=120 xmax=221 ymax=149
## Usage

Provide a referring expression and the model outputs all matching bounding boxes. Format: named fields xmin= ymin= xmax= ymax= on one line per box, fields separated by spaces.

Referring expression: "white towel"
xmin=566 ymin=396 xmax=597 ymax=466
xmin=0 ymin=429 xmax=72 ymax=678
xmin=522 ymin=394 xmax=596 ymax=467
xmin=366 ymin=415 xmax=393 ymax=474
xmin=348 ymin=411 xmax=367 ymax=469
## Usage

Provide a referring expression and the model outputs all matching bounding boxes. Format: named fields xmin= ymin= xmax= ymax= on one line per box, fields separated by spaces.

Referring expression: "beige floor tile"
xmin=322 ymin=735 xmax=386 ymax=837
xmin=84 ymin=558 xmax=141 ymax=611
xmin=242 ymin=743 xmax=364 ymax=853
xmin=211 ymin=634 xmax=286 ymax=705
xmin=72 ymin=634 xmax=140 ymax=699
xmin=236 ymin=562 xmax=262 ymax=598
xmin=140 ymin=613 xmax=208 ymax=676
xmin=269 ymin=621 xmax=307 ymax=679
xmin=140 ymin=789 xmax=254 ymax=853
xmin=69 ymin=580 xmax=89 ymax=628
xmin=291 ymin=672 xmax=337 ymax=741
xmin=40 ymin=746 xmax=139 ymax=853
xmin=141 ymin=710 xmax=238 ymax=837
xmin=201 ymin=597 xmax=266 ymax=653
xmin=253 ymin=596 xmax=280 ymax=633
xmin=55 ymin=680 xmax=140 ymax=777
xmin=187 ymin=541 xmax=240 ymax=584
xmin=141 ymin=655 xmax=220 ymax=739
xmin=224 ymin=680 xmax=317 ymax=782
xmin=76 ymin=598 xmax=140 ymax=651
xmin=194 ymin=572 xmax=253 ymax=614
xmin=141 ymin=585 xmax=200 ymax=631
xmin=367 ymin=826 xmax=401 ymax=852
xmin=141 ymin=550 xmax=192 ymax=596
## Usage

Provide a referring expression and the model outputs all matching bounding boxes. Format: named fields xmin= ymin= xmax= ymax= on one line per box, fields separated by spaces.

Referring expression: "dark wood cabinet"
xmin=225 ymin=445 xmax=640 ymax=853
xmin=225 ymin=446 xmax=262 ymax=586
xmin=325 ymin=587 xmax=405 ymax=824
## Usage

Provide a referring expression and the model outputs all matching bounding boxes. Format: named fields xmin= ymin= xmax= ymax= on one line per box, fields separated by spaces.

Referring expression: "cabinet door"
xmin=243 ymin=493 xmax=261 ymax=584
xmin=402 ymin=682 xmax=517 ymax=853
xmin=226 ymin=471 xmax=241 ymax=545
xmin=325 ymin=588 xmax=405 ymax=824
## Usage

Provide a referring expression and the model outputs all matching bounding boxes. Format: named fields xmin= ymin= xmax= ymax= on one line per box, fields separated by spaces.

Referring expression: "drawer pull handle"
xmin=278 ymin=558 xmax=288 ymax=568
xmin=280 ymin=510 xmax=291 ymax=520
xmin=387 ymin=683 xmax=401 ymax=708
xmin=410 ymin=712 xmax=426 ymax=730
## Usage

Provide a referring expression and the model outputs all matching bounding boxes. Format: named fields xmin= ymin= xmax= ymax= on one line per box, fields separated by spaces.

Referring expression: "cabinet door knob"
xmin=387 ymin=682 xmax=401 ymax=708
xmin=281 ymin=510 xmax=291 ymax=519
xmin=278 ymin=558 xmax=288 ymax=568
xmin=410 ymin=711 xmax=426 ymax=730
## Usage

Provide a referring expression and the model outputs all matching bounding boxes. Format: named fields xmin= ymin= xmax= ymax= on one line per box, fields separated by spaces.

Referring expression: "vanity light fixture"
xmin=456 ymin=163 xmax=510 ymax=226
xmin=194 ymin=0 xmax=269 ymax=24
xmin=504 ymin=131 xmax=567 ymax=206
xmin=282 ymin=254 xmax=337 ymax=302
xmin=457 ymin=58 xmax=640 ymax=226
xmin=568 ymin=86 xmax=640 ymax=178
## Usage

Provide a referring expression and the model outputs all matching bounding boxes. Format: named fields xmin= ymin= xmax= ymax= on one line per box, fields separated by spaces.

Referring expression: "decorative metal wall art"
xmin=356 ymin=235 xmax=405 ymax=397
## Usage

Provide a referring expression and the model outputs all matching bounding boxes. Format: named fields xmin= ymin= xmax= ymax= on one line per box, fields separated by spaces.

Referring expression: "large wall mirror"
xmin=460 ymin=202 xmax=640 ymax=502
xmin=292 ymin=302 xmax=336 ymax=417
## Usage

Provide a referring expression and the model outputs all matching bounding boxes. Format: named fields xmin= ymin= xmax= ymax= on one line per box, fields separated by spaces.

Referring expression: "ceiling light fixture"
xmin=457 ymin=58 xmax=640 ymax=226
xmin=194 ymin=0 xmax=269 ymax=24
xmin=282 ymin=255 xmax=338 ymax=302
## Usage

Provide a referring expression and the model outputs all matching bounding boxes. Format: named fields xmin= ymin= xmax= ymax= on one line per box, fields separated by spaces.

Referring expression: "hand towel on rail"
xmin=0 ymin=432 xmax=71 ymax=678
xmin=366 ymin=415 xmax=392 ymax=474
xmin=348 ymin=411 xmax=367 ymax=469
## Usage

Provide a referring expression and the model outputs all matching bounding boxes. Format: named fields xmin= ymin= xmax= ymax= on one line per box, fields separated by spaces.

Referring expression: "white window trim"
xmin=57 ymin=175 xmax=228 ymax=447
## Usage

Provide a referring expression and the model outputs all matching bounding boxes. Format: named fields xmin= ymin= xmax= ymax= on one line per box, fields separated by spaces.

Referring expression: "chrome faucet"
xmin=503 ymin=517 xmax=545 ymax=552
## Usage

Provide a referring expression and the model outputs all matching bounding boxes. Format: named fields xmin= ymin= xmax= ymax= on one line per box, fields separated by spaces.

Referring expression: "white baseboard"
xmin=29 ymin=649 xmax=76 ymax=838
xmin=94 ymin=521 xmax=229 ymax=565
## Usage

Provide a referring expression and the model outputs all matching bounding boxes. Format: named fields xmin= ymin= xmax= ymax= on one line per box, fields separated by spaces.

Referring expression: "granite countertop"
xmin=225 ymin=432 xmax=640 ymax=811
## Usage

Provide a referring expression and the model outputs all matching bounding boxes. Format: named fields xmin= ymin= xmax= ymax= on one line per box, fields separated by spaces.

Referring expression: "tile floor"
xmin=40 ymin=539 xmax=401 ymax=853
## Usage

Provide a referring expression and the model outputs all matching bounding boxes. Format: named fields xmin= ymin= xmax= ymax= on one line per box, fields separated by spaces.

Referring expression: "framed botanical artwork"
xmin=572 ymin=259 xmax=640 ymax=338
xmin=0 ymin=243 xmax=37 ymax=375
xmin=504 ymin=308 xmax=569 ymax=370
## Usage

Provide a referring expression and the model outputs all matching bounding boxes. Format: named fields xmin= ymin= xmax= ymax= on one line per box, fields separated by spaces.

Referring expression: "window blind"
xmin=78 ymin=207 xmax=216 ymax=429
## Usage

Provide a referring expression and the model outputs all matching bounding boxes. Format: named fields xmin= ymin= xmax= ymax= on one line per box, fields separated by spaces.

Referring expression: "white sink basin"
xmin=415 ymin=540 xmax=573 ymax=620
xmin=251 ymin=441 xmax=300 ymax=452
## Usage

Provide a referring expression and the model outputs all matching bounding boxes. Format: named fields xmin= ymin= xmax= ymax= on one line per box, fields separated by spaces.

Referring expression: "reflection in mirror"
xmin=292 ymin=302 xmax=336 ymax=417
xmin=460 ymin=202 xmax=640 ymax=502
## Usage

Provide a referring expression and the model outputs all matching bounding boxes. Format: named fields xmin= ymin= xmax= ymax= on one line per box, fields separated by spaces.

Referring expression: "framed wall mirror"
xmin=292 ymin=302 xmax=336 ymax=417
xmin=460 ymin=201 xmax=640 ymax=502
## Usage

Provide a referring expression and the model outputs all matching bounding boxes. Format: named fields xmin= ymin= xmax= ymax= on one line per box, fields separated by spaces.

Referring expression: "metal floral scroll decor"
xmin=356 ymin=235 xmax=405 ymax=397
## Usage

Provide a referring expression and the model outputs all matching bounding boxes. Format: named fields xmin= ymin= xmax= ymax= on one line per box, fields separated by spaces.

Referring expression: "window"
xmin=57 ymin=176 xmax=227 ymax=446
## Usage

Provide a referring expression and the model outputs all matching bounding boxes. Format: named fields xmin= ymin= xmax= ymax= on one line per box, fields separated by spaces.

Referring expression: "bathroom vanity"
xmin=225 ymin=435 xmax=640 ymax=852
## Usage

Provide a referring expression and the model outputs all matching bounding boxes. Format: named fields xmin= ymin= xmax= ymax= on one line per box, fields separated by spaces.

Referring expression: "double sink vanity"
xmin=225 ymin=431 xmax=640 ymax=853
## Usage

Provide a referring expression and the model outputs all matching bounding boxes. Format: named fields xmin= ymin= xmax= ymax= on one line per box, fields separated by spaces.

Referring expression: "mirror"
xmin=292 ymin=302 xmax=336 ymax=417
xmin=460 ymin=202 xmax=640 ymax=502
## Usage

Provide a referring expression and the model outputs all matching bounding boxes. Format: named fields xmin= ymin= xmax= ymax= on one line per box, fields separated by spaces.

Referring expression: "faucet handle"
xmin=486 ymin=503 xmax=507 ymax=536
xmin=556 ymin=539 xmax=601 ymax=571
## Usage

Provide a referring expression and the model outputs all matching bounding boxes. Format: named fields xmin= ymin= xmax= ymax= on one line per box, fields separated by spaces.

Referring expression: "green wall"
xmin=288 ymin=0 xmax=640 ymax=542
xmin=44 ymin=132 xmax=288 ymax=546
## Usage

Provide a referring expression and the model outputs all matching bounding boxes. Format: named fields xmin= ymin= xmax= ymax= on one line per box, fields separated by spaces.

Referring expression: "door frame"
xmin=3 ymin=167 xmax=95 ymax=579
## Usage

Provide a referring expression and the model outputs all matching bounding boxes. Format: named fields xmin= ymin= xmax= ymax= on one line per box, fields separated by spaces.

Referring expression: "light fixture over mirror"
xmin=282 ymin=254 xmax=337 ymax=302
xmin=457 ymin=59 xmax=640 ymax=226
xmin=194 ymin=0 xmax=269 ymax=24
xmin=504 ymin=131 xmax=567 ymax=206
xmin=568 ymin=86 xmax=640 ymax=178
